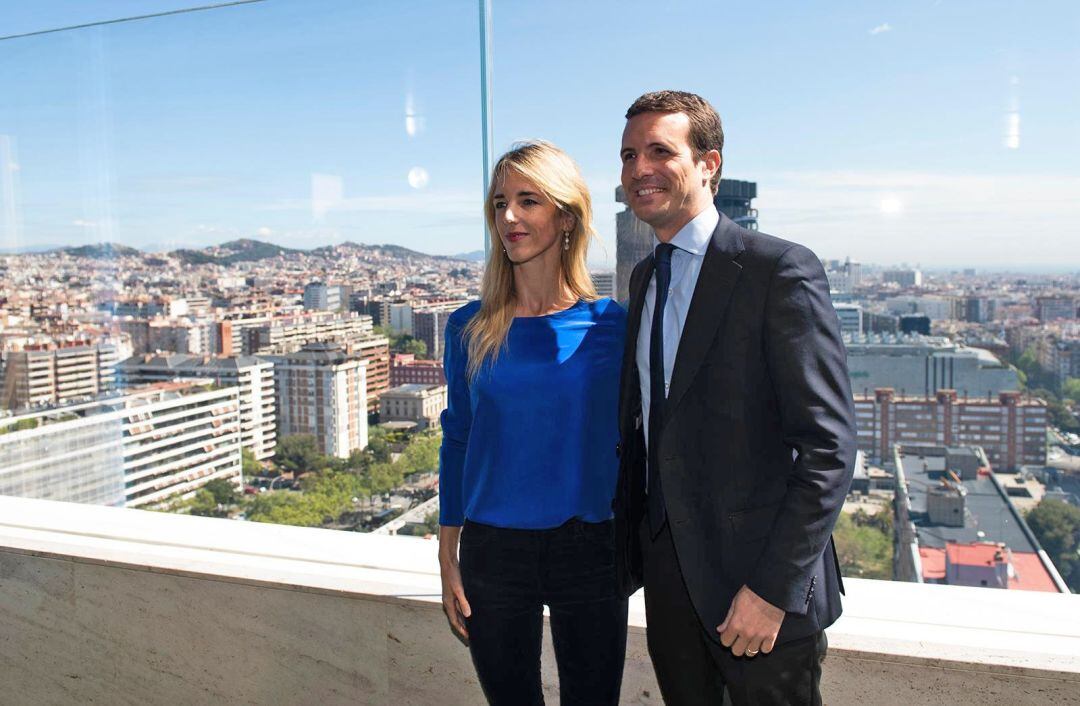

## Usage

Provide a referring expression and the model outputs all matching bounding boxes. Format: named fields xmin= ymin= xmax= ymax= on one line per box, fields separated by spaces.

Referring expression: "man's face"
xmin=620 ymin=111 xmax=717 ymax=239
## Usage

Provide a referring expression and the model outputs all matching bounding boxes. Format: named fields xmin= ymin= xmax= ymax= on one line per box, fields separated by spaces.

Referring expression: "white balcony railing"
xmin=1 ymin=495 xmax=1077 ymax=705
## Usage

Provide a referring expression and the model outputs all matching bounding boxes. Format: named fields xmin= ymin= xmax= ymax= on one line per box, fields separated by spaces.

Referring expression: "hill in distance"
xmin=20 ymin=238 xmax=473 ymax=265
xmin=49 ymin=242 xmax=143 ymax=259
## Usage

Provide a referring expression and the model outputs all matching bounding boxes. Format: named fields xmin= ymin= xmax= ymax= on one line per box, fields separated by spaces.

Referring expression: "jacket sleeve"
xmin=438 ymin=315 xmax=472 ymax=526
xmin=746 ymin=244 xmax=857 ymax=614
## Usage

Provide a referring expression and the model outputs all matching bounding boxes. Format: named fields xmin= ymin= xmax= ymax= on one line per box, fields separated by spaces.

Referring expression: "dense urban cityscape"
xmin=1 ymin=180 xmax=1078 ymax=596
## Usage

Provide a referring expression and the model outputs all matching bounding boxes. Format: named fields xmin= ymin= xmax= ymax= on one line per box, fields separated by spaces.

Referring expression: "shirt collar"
xmin=652 ymin=204 xmax=718 ymax=257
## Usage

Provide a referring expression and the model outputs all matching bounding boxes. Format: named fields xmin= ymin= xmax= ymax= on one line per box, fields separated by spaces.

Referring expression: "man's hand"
xmin=438 ymin=526 xmax=471 ymax=644
xmin=717 ymin=585 xmax=784 ymax=657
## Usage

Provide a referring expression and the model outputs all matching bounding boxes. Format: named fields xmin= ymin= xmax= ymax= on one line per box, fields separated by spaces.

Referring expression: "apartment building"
xmin=389 ymin=354 xmax=446 ymax=387
xmin=1 ymin=340 xmax=120 ymax=410
xmin=264 ymin=342 xmax=368 ymax=458
xmin=0 ymin=380 xmax=242 ymax=509
xmin=854 ymin=389 xmax=1047 ymax=471
xmin=116 ymin=353 xmax=277 ymax=460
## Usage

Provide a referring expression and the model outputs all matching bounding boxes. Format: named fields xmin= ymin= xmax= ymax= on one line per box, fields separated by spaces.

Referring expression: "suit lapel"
xmin=664 ymin=217 xmax=744 ymax=417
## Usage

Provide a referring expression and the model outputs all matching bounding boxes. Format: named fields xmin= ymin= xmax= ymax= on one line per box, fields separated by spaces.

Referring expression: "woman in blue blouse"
xmin=438 ymin=141 xmax=627 ymax=705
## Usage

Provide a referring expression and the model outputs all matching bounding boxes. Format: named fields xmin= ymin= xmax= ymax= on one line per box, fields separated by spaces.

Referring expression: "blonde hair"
xmin=464 ymin=140 xmax=598 ymax=380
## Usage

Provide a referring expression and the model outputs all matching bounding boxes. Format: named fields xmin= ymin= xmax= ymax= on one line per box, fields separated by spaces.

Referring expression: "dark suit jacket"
xmin=613 ymin=213 xmax=857 ymax=646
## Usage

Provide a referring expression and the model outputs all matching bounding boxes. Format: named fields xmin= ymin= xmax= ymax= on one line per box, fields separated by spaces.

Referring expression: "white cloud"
xmin=869 ymin=23 xmax=891 ymax=35
xmin=256 ymin=226 xmax=273 ymax=237
xmin=72 ymin=219 xmax=96 ymax=227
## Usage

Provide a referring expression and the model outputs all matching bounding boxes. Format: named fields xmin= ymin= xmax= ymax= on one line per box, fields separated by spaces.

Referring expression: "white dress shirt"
xmin=636 ymin=204 xmax=719 ymax=450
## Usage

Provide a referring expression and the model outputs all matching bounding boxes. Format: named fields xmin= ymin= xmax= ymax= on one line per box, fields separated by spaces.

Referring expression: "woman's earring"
xmin=563 ymin=231 xmax=570 ymax=251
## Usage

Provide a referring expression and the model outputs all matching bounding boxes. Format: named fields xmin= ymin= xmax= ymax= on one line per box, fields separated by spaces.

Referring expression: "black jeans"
xmin=459 ymin=518 xmax=628 ymax=706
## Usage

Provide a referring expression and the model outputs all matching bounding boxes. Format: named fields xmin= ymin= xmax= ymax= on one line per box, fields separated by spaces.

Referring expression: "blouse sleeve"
xmin=438 ymin=313 xmax=472 ymax=526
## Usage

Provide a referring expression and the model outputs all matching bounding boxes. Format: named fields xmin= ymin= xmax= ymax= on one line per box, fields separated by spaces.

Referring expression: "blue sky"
xmin=1 ymin=0 xmax=1078 ymax=269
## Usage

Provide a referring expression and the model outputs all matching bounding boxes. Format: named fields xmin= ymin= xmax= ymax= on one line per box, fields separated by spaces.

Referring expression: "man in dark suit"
xmin=613 ymin=90 xmax=857 ymax=705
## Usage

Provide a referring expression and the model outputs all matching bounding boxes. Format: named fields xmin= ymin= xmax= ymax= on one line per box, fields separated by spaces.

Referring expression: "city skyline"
xmin=1 ymin=1 xmax=1078 ymax=269
xmin=5 ymin=234 xmax=1079 ymax=276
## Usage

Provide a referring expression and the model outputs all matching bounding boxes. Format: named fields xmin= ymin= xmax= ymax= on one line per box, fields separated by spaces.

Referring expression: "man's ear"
xmin=701 ymin=149 xmax=721 ymax=186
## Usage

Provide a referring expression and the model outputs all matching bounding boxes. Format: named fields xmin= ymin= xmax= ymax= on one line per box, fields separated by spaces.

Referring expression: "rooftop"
xmin=901 ymin=450 xmax=1035 ymax=551
xmin=383 ymin=383 xmax=445 ymax=395
xmin=119 ymin=352 xmax=270 ymax=371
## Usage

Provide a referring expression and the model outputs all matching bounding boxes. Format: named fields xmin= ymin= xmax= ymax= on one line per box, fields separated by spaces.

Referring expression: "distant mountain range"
xmin=4 ymin=239 xmax=477 ymax=265
xmin=452 ymin=250 xmax=486 ymax=262
xmin=50 ymin=243 xmax=143 ymax=259
xmin=172 ymin=239 xmax=301 ymax=265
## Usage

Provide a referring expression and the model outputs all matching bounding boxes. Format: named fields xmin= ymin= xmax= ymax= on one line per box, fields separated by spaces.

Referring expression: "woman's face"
xmin=492 ymin=171 xmax=572 ymax=266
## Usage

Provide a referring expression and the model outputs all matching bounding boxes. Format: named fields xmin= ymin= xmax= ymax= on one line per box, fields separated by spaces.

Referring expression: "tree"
xmin=247 ymin=492 xmax=325 ymax=527
xmin=275 ymin=434 xmax=322 ymax=474
xmin=367 ymin=461 xmax=403 ymax=496
xmin=203 ymin=478 xmax=240 ymax=506
xmin=1017 ymin=346 xmax=1040 ymax=379
xmin=832 ymin=511 xmax=892 ymax=580
xmin=1027 ymin=499 xmax=1080 ymax=592
xmin=399 ymin=432 xmax=440 ymax=475
xmin=1011 ymin=346 xmax=1059 ymax=394
xmin=246 ymin=471 xmax=366 ymax=528
xmin=186 ymin=479 xmax=239 ymax=518
xmin=1063 ymin=377 xmax=1080 ymax=405
xmin=401 ymin=337 xmax=427 ymax=358
xmin=187 ymin=489 xmax=225 ymax=518
xmin=241 ymin=448 xmax=262 ymax=477
xmin=367 ymin=426 xmax=393 ymax=463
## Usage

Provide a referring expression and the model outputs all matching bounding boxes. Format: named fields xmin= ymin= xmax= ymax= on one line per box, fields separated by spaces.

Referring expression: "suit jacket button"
xmin=615 ymin=442 xmax=622 ymax=458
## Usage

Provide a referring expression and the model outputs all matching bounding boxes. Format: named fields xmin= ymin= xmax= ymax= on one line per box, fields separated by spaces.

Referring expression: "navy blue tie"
xmin=648 ymin=242 xmax=676 ymax=537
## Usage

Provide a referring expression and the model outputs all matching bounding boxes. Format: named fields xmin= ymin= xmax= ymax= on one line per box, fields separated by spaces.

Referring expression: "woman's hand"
xmin=439 ymin=525 xmax=472 ymax=643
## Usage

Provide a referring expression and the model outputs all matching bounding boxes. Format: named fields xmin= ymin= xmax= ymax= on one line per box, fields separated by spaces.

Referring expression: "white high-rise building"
xmin=117 ymin=353 xmax=277 ymax=460
xmin=265 ymin=342 xmax=368 ymax=459
xmin=0 ymin=380 xmax=242 ymax=509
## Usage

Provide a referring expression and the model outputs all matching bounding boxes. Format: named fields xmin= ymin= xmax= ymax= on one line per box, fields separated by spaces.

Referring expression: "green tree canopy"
xmin=1063 ymin=377 xmax=1080 ymax=404
xmin=275 ymin=434 xmax=322 ymax=474
xmin=367 ymin=426 xmax=392 ymax=463
xmin=188 ymin=489 xmax=227 ymax=518
xmin=832 ymin=511 xmax=892 ymax=580
xmin=1027 ymin=498 xmax=1080 ymax=592
xmin=241 ymin=448 xmax=262 ymax=477
xmin=399 ymin=432 xmax=440 ymax=475
xmin=401 ymin=337 xmax=427 ymax=357
xmin=203 ymin=478 xmax=240 ymax=506
xmin=246 ymin=471 xmax=366 ymax=527
xmin=246 ymin=492 xmax=326 ymax=527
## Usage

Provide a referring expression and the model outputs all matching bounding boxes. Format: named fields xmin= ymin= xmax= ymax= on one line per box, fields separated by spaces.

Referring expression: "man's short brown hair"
xmin=625 ymin=90 xmax=724 ymax=194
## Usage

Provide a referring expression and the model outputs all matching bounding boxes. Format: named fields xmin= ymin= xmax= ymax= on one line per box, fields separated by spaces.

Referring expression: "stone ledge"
xmin=2 ymin=494 xmax=1078 ymax=705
